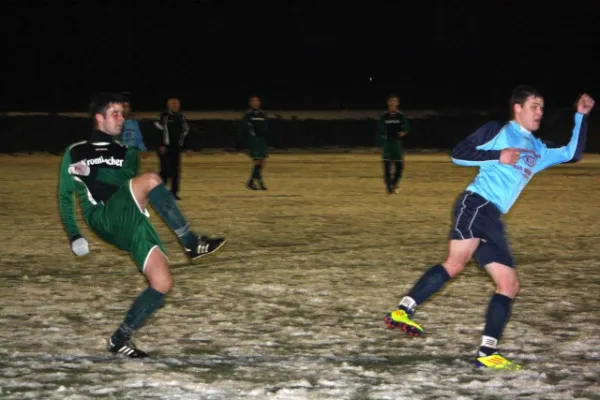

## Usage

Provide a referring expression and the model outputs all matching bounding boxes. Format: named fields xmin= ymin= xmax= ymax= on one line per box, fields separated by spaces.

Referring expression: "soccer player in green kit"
xmin=58 ymin=93 xmax=226 ymax=358
xmin=377 ymin=94 xmax=411 ymax=194
xmin=239 ymin=95 xmax=269 ymax=190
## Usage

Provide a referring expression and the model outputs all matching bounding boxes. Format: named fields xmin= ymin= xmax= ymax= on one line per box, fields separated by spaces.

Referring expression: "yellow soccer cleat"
xmin=384 ymin=309 xmax=424 ymax=336
xmin=475 ymin=353 xmax=521 ymax=370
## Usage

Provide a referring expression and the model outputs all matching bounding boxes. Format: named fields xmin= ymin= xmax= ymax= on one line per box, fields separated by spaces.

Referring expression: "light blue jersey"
xmin=451 ymin=113 xmax=588 ymax=214
xmin=120 ymin=119 xmax=147 ymax=151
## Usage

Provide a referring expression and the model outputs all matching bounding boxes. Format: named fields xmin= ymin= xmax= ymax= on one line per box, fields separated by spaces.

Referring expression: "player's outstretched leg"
xmin=386 ymin=239 xmax=478 ymax=337
xmin=133 ymin=173 xmax=226 ymax=260
xmin=108 ymin=248 xmax=171 ymax=358
xmin=384 ymin=264 xmax=451 ymax=336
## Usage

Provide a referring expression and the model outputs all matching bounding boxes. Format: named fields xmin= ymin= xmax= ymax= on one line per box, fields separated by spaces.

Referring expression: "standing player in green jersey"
xmin=238 ymin=95 xmax=269 ymax=190
xmin=58 ymin=93 xmax=226 ymax=358
xmin=376 ymin=94 xmax=411 ymax=194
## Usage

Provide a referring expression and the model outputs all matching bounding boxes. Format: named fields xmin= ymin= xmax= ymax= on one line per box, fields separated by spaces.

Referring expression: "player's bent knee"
xmin=502 ymin=279 xmax=520 ymax=298
xmin=487 ymin=262 xmax=520 ymax=298
xmin=444 ymin=238 xmax=479 ymax=277
xmin=132 ymin=172 xmax=163 ymax=193
xmin=496 ymin=283 xmax=519 ymax=298
xmin=441 ymin=261 xmax=465 ymax=277
xmin=151 ymin=274 xmax=173 ymax=294
xmin=144 ymin=172 xmax=163 ymax=189
xmin=146 ymin=267 xmax=173 ymax=294
xmin=144 ymin=248 xmax=173 ymax=293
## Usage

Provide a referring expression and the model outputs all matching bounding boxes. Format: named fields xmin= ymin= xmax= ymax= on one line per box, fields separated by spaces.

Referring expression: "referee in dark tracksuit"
xmin=154 ymin=97 xmax=189 ymax=200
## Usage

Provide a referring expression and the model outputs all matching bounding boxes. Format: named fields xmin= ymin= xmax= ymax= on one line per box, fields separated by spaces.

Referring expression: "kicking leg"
xmin=131 ymin=172 xmax=226 ymax=259
xmin=385 ymin=238 xmax=480 ymax=336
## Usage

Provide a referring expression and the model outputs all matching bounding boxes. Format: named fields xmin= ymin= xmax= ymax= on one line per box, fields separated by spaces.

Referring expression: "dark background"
xmin=4 ymin=1 xmax=599 ymax=112
xmin=2 ymin=1 xmax=599 ymax=153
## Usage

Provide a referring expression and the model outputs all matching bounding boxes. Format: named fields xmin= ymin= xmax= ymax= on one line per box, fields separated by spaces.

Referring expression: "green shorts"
xmin=383 ymin=140 xmax=404 ymax=161
xmin=249 ymin=137 xmax=268 ymax=160
xmin=85 ymin=179 xmax=167 ymax=272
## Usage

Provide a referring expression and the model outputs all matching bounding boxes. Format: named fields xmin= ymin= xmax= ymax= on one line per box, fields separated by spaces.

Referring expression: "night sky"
xmin=5 ymin=1 xmax=599 ymax=112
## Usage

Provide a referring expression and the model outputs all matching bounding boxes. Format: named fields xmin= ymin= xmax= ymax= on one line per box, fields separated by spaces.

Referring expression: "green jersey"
xmin=377 ymin=111 xmax=411 ymax=161
xmin=238 ymin=108 xmax=269 ymax=159
xmin=240 ymin=108 xmax=268 ymax=138
xmin=58 ymin=130 xmax=139 ymax=240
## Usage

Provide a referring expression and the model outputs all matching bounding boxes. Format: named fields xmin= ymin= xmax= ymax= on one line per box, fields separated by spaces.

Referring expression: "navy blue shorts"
xmin=449 ymin=191 xmax=515 ymax=268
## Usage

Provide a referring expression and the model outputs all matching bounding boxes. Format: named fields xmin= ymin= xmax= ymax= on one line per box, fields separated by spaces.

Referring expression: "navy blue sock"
xmin=406 ymin=264 xmax=451 ymax=307
xmin=481 ymin=293 xmax=512 ymax=352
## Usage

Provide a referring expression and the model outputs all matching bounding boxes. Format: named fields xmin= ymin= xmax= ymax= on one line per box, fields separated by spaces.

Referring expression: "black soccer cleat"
xmin=246 ymin=180 xmax=258 ymax=190
xmin=258 ymin=181 xmax=268 ymax=190
xmin=108 ymin=338 xmax=149 ymax=358
xmin=185 ymin=235 xmax=227 ymax=260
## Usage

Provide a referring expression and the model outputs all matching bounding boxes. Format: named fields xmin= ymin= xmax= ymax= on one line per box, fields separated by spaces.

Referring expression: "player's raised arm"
xmin=451 ymin=121 xmax=503 ymax=166
xmin=537 ymin=93 xmax=595 ymax=169
xmin=57 ymin=147 xmax=89 ymax=256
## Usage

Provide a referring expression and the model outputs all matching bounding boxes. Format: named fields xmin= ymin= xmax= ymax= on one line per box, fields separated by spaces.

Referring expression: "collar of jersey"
xmin=509 ymin=120 xmax=532 ymax=135
xmin=90 ymin=130 xmax=116 ymax=144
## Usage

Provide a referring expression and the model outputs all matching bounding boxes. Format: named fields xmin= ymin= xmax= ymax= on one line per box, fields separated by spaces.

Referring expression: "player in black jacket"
xmin=154 ymin=97 xmax=189 ymax=200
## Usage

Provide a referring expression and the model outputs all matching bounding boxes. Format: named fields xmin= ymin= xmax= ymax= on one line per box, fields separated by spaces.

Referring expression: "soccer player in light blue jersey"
xmin=120 ymin=100 xmax=148 ymax=152
xmin=384 ymin=85 xmax=595 ymax=370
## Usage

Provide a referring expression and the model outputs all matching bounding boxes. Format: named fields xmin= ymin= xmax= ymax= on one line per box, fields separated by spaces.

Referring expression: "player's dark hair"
xmin=89 ymin=92 xmax=126 ymax=119
xmin=121 ymin=93 xmax=131 ymax=105
xmin=510 ymin=85 xmax=542 ymax=116
xmin=386 ymin=93 xmax=399 ymax=101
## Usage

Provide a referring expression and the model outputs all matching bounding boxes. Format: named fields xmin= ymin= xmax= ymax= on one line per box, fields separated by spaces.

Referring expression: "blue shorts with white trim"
xmin=449 ymin=191 xmax=515 ymax=268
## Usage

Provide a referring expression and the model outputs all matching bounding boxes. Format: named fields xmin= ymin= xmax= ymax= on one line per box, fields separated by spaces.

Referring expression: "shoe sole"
xmin=190 ymin=238 xmax=227 ymax=261
xmin=384 ymin=315 xmax=423 ymax=337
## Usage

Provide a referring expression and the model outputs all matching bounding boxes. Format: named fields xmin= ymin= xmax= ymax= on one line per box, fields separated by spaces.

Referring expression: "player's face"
xmin=387 ymin=97 xmax=399 ymax=111
xmin=96 ymin=103 xmax=124 ymax=136
xmin=249 ymin=97 xmax=261 ymax=109
xmin=514 ymin=95 xmax=544 ymax=132
xmin=168 ymin=98 xmax=180 ymax=113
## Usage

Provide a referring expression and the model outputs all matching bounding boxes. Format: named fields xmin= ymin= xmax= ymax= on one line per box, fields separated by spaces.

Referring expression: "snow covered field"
xmin=0 ymin=153 xmax=598 ymax=399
